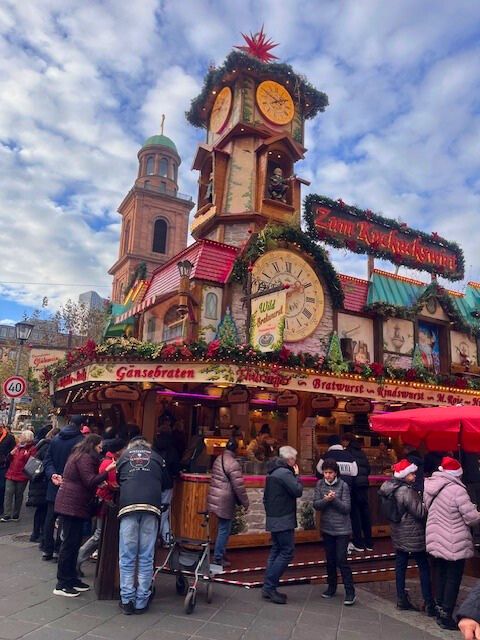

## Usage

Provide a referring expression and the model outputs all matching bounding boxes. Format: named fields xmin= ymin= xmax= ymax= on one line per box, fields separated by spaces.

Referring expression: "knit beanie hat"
xmin=439 ymin=456 xmax=463 ymax=477
xmin=393 ymin=458 xmax=418 ymax=479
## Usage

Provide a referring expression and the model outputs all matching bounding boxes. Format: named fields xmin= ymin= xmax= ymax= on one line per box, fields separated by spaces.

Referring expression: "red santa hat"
xmin=439 ymin=456 xmax=463 ymax=477
xmin=81 ymin=426 xmax=91 ymax=435
xmin=393 ymin=458 xmax=418 ymax=479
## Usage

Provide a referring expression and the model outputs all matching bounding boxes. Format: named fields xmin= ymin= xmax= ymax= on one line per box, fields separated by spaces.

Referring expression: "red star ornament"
xmin=235 ymin=26 xmax=279 ymax=63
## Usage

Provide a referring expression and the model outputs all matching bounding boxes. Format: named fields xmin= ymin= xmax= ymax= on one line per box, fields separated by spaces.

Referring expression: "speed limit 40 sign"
xmin=3 ymin=376 xmax=27 ymax=399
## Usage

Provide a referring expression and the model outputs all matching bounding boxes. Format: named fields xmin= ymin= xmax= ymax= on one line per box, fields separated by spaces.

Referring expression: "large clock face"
xmin=210 ymin=86 xmax=232 ymax=133
xmin=256 ymin=80 xmax=294 ymax=126
xmin=252 ymin=249 xmax=324 ymax=342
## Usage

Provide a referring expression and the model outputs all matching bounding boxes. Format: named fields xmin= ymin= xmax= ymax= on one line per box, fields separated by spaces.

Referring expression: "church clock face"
xmin=256 ymin=80 xmax=294 ymax=125
xmin=210 ymin=86 xmax=232 ymax=133
xmin=252 ymin=249 xmax=324 ymax=342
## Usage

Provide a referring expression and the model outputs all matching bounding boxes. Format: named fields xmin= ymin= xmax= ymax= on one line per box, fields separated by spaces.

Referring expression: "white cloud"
xmin=0 ymin=0 xmax=479 ymax=317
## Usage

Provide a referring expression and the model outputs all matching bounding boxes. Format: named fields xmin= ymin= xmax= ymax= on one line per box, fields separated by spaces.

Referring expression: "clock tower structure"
xmin=109 ymin=132 xmax=194 ymax=303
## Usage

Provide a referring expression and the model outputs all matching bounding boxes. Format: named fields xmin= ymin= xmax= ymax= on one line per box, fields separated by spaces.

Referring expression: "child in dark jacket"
xmin=313 ymin=458 xmax=355 ymax=605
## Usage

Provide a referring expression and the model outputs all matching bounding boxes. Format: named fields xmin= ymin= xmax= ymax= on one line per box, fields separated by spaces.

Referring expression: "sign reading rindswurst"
xmin=304 ymin=195 xmax=464 ymax=281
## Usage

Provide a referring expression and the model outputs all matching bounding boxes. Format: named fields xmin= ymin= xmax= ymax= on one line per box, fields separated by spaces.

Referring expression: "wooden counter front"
xmin=174 ymin=473 xmax=390 ymax=549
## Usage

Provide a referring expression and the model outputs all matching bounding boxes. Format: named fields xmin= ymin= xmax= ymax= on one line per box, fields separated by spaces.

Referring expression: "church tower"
xmin=109 ymin=128 xmax=194 ymax=303
xmin=187 ymin=30 xmax=327 ymax=247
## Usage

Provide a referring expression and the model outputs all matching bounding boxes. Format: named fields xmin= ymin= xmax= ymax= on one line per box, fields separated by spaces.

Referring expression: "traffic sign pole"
xmin=7 ymin=346 xmax=24 ymax=427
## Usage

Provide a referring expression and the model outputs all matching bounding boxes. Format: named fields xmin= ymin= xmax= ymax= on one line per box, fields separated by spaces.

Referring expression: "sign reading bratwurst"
xmin=304 ymin=194 xmax=464 ymax=281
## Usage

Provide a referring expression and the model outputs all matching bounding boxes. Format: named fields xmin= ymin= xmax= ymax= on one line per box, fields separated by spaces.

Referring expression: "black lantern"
xmin=15 ymin=321 xmax=34 ymax=343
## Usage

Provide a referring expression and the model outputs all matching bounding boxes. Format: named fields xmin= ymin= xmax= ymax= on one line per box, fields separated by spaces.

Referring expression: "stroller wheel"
xmin=176 ymin=574 xmax=189 ymax=596
xmin=206 ymin=581 xmax=213 ymax=604
xmin=184 ymin=589 xmax=196 ymax=614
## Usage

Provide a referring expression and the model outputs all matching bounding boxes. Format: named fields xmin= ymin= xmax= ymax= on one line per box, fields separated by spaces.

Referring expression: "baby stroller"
xmin=152 ymin=510 xmax=214 ymax=614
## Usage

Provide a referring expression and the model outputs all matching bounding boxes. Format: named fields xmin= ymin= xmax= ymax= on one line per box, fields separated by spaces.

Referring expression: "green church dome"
xmin=141 ymin=134 xmax=177 ymax=152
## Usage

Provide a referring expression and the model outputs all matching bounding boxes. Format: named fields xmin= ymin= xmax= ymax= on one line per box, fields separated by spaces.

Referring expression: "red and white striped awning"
xmin=115 ymin=295 xmax=160 ymax=323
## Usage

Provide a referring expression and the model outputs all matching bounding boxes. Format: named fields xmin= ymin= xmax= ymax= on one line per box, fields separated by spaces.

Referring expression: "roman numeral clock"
xmin=252 ymin=249 xmax=324 ymax=342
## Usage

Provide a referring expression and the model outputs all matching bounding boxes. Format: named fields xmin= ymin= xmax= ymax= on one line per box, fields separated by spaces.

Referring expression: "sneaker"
xmin=0 ymin=517 xmax=11 ymax=522
xmin=262 ymin=589 xmax=287 ymax=604
xmin=397 ymin=592 xmax=418 ymax=611
xmin=72 ymin=580 xmax=90 ymax=592
xmin=53 ymin=586 xmax=80 ymax=598
xmin=11 ymin=516 xmax=19 ymax=521
xmin=344 ymin=592 xmax=356 ymax=606
xmin=322 ymin=587 xmax=336 ymax=599
xmin=42 ymin=553 xmax=53 ymax=561
xmin=437 ymin=614 xmax=457 ymax=630
xmin=29 ymin=534 xmax=41 ymax=543
xmin=347 ymin=542 xmax=354 ymax=555
xmin=350 ymin=544 xmax=365 ymax=553
xmin=119 ymin=601 xmax=135 ymax=615
xmin=365 ymin=546 xmax=374 ymax=552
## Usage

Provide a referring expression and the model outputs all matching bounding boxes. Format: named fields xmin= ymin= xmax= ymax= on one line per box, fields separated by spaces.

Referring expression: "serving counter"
xmin=171 ymin=472 xmax=390 ymax=548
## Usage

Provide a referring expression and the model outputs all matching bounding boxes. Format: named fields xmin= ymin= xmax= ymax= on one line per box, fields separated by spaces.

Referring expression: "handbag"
xmin=24 ymin=456 xmax=44 ymax=480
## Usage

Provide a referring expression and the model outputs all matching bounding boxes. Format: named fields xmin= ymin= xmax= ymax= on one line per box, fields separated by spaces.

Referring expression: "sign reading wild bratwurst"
xmin=304 ymin=195 xmax=464 ymax=281
xmin=250 ymin=289 xmax=286 ymax=352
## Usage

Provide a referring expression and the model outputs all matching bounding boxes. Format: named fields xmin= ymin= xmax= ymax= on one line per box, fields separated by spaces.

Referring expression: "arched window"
xmin=159 ymin=157 xmax=168 ymax=177
xmin=146 ymin=156 xmax=155 ymax=175
xmin=123 ymin=221 xmax=130 ymax=254
xmin=152 ymin=219 xmax=167 ymax=253
xmin=162 ymin=306 xmax=185 ymax=342
xmin=146 ymin=317 xmax=156 ymax=341
xmin=205 ymin=292 xmax=218 ymax=319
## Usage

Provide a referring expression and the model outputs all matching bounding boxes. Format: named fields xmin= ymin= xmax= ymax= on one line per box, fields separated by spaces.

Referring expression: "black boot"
xmin=322 ymin=584 xmax=337 ymax=599
xmin=424 ymin=601 xmax=437 ymax=617
xmin=397 ymin=591 xmax=418 ymax=611
xmin=437 ymin=608 xmax=457 ymax=630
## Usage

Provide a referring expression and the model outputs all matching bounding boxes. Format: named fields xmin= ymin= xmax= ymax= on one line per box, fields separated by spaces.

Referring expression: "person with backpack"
xmin=313 ymin=458 xmax=356 ymax=605
xmin=207 ymin=438 xmax=249 ymax=568
xmin=27 ymin=426 xmax=59 ymax=543
xmin=424 ymin=457 xmax=480 ymax=630
xmin=378 ymin=459 xmax=435 ymax=615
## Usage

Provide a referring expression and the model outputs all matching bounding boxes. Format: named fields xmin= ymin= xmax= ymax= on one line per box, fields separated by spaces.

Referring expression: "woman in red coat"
xmin=53 ymin=434 xmax=116 ymax=597
xmin=1 ymin=429 xmax=36 ymax=522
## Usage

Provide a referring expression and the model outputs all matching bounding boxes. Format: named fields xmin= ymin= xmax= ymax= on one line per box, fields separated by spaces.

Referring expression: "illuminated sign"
xmin=304 ymin=195 xmax=464 ymax=281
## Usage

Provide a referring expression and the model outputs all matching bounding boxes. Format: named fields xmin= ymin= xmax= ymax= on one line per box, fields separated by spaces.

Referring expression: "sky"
xmin=1 ymin=0 xmax=480 ymax=324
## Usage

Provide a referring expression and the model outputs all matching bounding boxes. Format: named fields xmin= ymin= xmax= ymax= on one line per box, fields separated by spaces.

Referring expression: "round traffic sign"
xmin=3 ymin=375 xmax=27 ymax=399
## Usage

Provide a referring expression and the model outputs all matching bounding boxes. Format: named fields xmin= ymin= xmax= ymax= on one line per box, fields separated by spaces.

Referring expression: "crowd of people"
xmin=2 ymin=417 xmax=480 ymax=635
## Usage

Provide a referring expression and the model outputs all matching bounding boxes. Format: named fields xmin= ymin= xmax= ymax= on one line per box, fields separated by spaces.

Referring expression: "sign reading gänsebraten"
xmin=304 ymin=195 xmax=464 ymax=281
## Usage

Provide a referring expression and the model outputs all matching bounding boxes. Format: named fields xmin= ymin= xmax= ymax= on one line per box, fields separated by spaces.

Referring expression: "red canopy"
xmin=369 ymin=406 xmax=480 ymax=453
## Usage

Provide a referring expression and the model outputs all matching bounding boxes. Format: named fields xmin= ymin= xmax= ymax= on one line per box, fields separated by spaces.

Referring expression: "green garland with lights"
xmin=304 ymin=194 xmax=465 ymax=281
xmin=186 ymin=50 xmax=328 ymax=129
xmin=230 ymin=224 xmax=344 ymax=308
xmin=42 ymin=336 xmax=480 ymax=394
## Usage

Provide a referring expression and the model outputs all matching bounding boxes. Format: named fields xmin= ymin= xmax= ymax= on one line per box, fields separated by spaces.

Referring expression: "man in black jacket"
xmin=42 ymin=416 xmax=83 ymax=559
xmin=316 ymin=435 xmax=358 ymax=486
xmin=116 ymin=436 xmax=165 ymax=615
xmin=342 ymin=433 xmax=373 ymax=552
xmin=0 ymin=425 xmax=16 ymax=517
xmin=262 ymin=446 xmax=303 ymax=604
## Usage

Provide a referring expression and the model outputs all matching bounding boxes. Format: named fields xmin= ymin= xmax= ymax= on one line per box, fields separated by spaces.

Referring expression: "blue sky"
xmin=1 ymin=0 xmax=480 ymax=323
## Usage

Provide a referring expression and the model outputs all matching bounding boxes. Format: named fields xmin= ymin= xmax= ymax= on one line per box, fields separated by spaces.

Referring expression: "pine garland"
xmin=186 ymin=50 xmax=328 ymax=129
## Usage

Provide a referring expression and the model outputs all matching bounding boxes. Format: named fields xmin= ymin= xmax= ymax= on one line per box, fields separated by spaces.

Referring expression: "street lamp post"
xmin=6 ymin=321 xmax=34 ymax=427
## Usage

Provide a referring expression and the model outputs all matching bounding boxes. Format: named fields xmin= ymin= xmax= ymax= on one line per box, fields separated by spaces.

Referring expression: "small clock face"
xmin=210 ymin=86 xmax=232 ymax=134
xmin=256 ymin=80 xmax=294 ymax=126
xmin=252 ymin=249 xmax=324 ymax=342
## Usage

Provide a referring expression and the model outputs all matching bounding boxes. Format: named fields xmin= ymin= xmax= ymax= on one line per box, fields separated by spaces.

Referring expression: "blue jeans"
xmin=264 ymin=529 xmax=295 ymax=592
xmin=395 ymin=550 xmax=433 ymax=603
xmin=119 ymin=512 xmax=159 ymax=609
xmin=213 ymin=517 xmax=232 ymax=563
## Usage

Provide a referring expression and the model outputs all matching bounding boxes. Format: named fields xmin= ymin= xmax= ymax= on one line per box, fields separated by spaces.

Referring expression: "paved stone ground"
xmin=0 ymin=510 xmax=463 ymax=640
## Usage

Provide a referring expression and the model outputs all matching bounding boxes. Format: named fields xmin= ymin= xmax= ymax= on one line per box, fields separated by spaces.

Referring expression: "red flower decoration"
xmin=80 ymin=339 xmax=97 ymax=359
xmin=455 ymin=377 xmax=468 ymax=389
xmin=431 ymin=232 xmax=440 ymax=240
xmin=406 ymin=368 xmax=417 ymax=381
xmin=179 ymin=345 xmax=193 ymax=359
xmin=337 ymin=198 xmax=345 ymax=208
xmin=66 ymin=352 xmax=76 ymax=365
xmin=206 ymin=339 xmax=221 ymax=358
xmin=161 ymin=344 xmax=177 ymax=359
xmin=370 ymin=240 xmax=380 ymax=250
xmin=278 ymin=346 xmax=291 ymax=363
xmin=370 ymin=362 xmax=385 ymax=377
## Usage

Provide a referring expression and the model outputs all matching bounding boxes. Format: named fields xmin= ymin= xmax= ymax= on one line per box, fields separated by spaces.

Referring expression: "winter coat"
xmin=263 ymin=457 xmax=303 ymax=532
xmin=0 ymin=428 xmax=16 ymax=470
xmin=207 ymin=450 xmax=249 ymax=520
xmin=313 ymin=477 xmax=351 ymax=536
xmin=154 ymin=433 xmax=181 ymax=490
xmin=54 ymin=452 xmax=108 ymax=520
xmin=424 ymin=471 xmax=480 ymax=561
xmin=346 ymin=441 xmax=371 ymax=489
xmin=378 ymin=479 xmax=426 ymax=553
xmin=316 ymin=445 xmax=358 ymax=487
xmin=457 ymin=580 xmax=480 ymax=623
xmin=27 ymin=439 xmax=51 ymax=507
xmin=117 ymin=444 xmax=165 ymax=519
xmin=43 ymin=425 xmax=83 ymax=502
xmin=5 ymin=442 xmax=36 ymax=482
xmin=96 ymin=453 xmax=119 ymax=504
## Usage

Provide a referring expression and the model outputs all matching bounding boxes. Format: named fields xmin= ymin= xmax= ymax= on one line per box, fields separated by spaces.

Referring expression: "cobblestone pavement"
xmin=0 ymin=513 xmax=463 ymax=640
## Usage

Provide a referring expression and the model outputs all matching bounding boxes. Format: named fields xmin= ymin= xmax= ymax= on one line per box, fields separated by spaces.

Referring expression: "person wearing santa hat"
xmin=379 ymin=459 xmax=435 ymax=615
xmin=424 ymin=456 xmax=480 ymax=630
